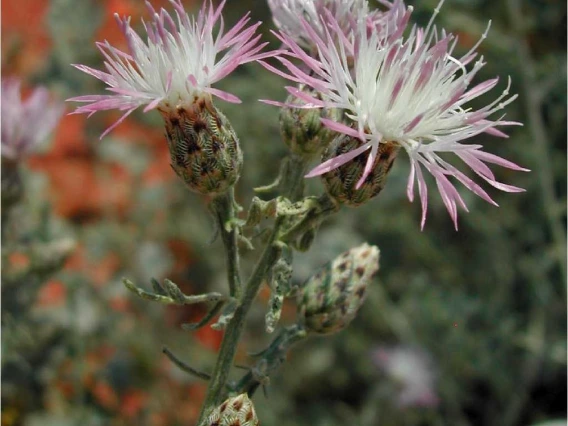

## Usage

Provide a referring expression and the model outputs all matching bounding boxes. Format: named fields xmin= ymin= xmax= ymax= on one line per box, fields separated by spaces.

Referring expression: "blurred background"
xmin=1 ymin=0 xmax=566 ymax=425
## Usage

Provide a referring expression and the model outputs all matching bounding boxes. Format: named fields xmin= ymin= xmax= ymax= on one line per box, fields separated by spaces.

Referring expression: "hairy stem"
xmin=211 ymin=188 xmax=243 ymax=300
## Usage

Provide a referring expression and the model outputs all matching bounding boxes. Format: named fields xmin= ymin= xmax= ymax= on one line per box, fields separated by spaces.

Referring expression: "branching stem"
xmin=196 ymin=155 xmax=310 ymax=423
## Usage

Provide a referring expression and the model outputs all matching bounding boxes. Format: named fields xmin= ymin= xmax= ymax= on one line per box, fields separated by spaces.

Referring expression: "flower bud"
xmin=280 ymin=85 xmax=343 ymax=156
xmin=205 ymin=393 xmax=259 ymax=426
xmin=160 ymin=96 xmax=243 ymax=195
xmin=321 ymin=134 xmax=399 ymax=206
xmin=298 ymin=243 xmax=380 ymax=334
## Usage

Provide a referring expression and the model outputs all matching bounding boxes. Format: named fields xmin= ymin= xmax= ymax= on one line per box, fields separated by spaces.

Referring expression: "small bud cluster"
xmin=298 ymin=243 xmax=380 ymax=334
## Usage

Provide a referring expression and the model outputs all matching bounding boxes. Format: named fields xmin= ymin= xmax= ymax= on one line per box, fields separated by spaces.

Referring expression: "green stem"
xmin=197 ymin=220 xmax=283 ymax=421
xmin=211 ymin=188 xmax=242 ymax=300
xmin=279 ymin=154 xmax=309 ymax=203
xmin=196 ymin=156 xmax=309 ymax=423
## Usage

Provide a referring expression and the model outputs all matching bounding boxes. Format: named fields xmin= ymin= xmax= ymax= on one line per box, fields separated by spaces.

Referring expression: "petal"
xmin=406 ymin=159 xmax=416 ymax=202
xmin=320 ymin=119 xmax=360 ymax=139
xmin=205 ymin=87 xmax=242 ymax=103
xmin=355 ymin=142 xmax=378 ymax=189
xmin=415 ymin=162 xmax=428 ymax=230
xmin=471 ymin=150 xmax=530 ymax=172
xmin=305 ymin=142 xmax=371 ymax=178
xmin=143 ymin=96 xmax=164 ymax=112
xmin=99 ymin=107 xmax=137 ymax=139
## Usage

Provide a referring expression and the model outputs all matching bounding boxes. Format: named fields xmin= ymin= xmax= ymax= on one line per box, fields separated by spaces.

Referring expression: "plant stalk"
xmin=196 ymin=155 xmax=309 ymax=423
xmin=212 ymin=188 xmax=242 ymax=300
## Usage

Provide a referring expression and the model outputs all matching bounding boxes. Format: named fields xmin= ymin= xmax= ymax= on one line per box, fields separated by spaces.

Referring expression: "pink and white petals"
xmin=261 ymin=0 xmax=528 ymax=229
xmin=69 ymin=0 xmax=275 ymax=139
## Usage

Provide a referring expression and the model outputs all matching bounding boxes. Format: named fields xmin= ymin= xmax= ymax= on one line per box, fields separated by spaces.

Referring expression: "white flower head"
xmin=262 ymin=0 xmax=529 ymax=229
xmin=69 ymin=0 xmax=275 ymax=139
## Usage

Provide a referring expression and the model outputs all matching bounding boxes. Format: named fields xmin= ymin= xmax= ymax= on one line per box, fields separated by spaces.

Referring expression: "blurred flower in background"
xmin=372 ymin=345 xmax=439 ymax=408
xmin=1 ymin=77 xmax=63 ymax=215
xmin=1 ymin=78 xmax=63 ymax=160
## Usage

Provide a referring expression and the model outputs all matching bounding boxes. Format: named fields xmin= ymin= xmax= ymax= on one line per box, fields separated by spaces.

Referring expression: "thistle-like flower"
xmin=70 ymin=0 xmax=272 ymax=136
xmin=266 ymin=1 xmax=410 ymax=157
xmin=1 ymin=78 xmax=64 ymax=161
xmin=263 ymin=1 xmax=529 ymax=228
xmin=1 ymin=78 xmax=64 ymax=210
xmin=69 ymin=0 xmax=273 ymax=193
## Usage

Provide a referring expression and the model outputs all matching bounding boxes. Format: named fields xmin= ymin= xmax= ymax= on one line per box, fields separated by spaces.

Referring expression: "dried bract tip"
xmin=280 ymin=86 xmax=343 ymax=156
xmin=161 ymin=97 xmax=243 ymax=195
xmin=298 ymin=243 xmax=380 ymax=334
xmin=205 ymin=393 xmax=259 ymax=426
xmin=322 ymin=135 xmax=399 ymax=207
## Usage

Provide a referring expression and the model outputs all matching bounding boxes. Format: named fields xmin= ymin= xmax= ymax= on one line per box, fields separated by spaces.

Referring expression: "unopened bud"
xmin=161 ymin=96 xmax=243 ymax=195
xmin=205 ymin=393 xmax=259 ymax=426
xmin=322 ymin=135 xmax=399 ymax=206
xmin=298 ymin=243 xmax=380 ymax=334
xmin=280 ymin=85 xmax=343 ymax=156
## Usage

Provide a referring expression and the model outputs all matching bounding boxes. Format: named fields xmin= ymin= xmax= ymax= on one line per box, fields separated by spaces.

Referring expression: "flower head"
xmin=262 ymin=1 xmax=529 ymax=229
xmin=1 ymin=78 xmax=64 ymax=160
xmin=69 ymin=0 xmax=274 ymax=139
